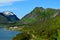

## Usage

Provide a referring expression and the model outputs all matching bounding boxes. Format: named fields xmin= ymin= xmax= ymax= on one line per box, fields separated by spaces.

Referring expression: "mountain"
xmin=20 ymin=7 xmax=44 ymax=24
xmin=13 ymin=7 xmax=60 ymax=40
xmin=0 ymin=11 xmax=19 ymax=23
xmin=9 ymin=7 xmax=60 ymax=40
xmin=20 ymin=7 xmax=59 ymax=24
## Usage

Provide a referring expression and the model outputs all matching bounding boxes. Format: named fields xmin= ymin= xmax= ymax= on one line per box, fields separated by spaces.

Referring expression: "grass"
xmin=57 ymin=30 xmax=60 ymax=40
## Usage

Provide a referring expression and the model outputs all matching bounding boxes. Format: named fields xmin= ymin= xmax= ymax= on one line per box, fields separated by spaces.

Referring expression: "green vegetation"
xmin=12 ymin=7 xmax=60 ymax=40
xmin=1 ymin=7 xmax=60 ymax=40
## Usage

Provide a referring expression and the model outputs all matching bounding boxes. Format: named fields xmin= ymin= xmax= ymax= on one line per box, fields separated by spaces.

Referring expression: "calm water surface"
xmin=0 ymin=28 xmax=19 ymax=40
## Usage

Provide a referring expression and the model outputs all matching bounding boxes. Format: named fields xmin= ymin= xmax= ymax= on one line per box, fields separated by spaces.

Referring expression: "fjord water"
xmin=0 ymin=28 xmax=19 ymax=40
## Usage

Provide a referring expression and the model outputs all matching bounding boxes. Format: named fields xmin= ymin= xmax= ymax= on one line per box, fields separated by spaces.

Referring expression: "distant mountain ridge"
xmin=0 ymin=11 xmax=19 ymax=23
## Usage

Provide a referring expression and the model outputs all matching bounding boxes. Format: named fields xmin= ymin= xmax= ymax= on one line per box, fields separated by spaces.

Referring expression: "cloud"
xmin=0 ymin=0 xmax=25 ymax=6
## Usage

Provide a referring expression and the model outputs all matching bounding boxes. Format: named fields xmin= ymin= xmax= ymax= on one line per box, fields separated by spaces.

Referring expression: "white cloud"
xmin=0 ymin=0 xmax=25 ymax=6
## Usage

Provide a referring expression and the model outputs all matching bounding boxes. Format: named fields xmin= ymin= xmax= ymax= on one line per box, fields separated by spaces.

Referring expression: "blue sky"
xmin=0 ymin=0 xmax=60 ymax=19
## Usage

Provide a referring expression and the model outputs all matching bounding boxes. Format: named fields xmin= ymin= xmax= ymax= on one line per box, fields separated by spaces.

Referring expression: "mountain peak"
xmin=33 ymin=7 xmax=45 ymax=13
xmin=34 ymin=7 xmax=44 ymax=10
xmin=3 ymin=11 xmax=14 ymax=16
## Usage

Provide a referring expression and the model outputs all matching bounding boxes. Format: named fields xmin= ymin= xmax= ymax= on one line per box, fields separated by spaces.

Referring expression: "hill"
xmin=12 ymin=7 xmax=60 ymax=40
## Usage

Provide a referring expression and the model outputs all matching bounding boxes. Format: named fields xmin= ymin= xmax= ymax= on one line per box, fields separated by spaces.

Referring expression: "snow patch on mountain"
xmin=3 ymin=11 xmax=14 ymax=16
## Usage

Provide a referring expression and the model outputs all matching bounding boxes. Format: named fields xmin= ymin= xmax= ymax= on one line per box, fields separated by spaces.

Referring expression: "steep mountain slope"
xmin=20 ymin=7 xmax=59 ymax=24
xmin=20 ymin=7 xmax=44 ymax=24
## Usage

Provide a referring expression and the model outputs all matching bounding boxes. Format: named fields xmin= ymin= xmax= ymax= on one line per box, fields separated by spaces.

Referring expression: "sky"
xmin=0 ymin=0 xmax=60 ymax=19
